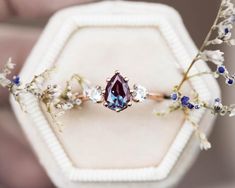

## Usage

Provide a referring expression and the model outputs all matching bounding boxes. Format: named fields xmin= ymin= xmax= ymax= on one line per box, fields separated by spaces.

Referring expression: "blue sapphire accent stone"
xmin=104 ymin=72 xmax=131 ymax=112
xmin=217 ymin=66 xmax=225 ymax=74
xmin=181 ymin=96 xmax=190 ymax=106
xmin=12 ymin=76 xmax=20 ymax=86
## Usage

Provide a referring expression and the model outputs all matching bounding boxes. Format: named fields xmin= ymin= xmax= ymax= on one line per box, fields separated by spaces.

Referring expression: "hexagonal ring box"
xmin=10 ymin=1 xmax=220 ymax=188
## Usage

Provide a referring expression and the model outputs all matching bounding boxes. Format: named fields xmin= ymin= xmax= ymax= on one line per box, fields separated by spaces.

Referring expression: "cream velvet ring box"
xmin=10 ymin=1 xmax=220 ymax=188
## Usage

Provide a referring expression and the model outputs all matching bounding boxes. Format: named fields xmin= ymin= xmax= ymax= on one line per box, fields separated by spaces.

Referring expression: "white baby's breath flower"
xmin=200 ymin=50 xmax=225 ymax=65
xmin=208 ymin=38 xmax=224 ymax=45
xmin=199 ymin=132 xmax=212 ymax=151
xmin=229 ymin=105 xmax=235 ymax=117
xmin=221 ymin=6 xmax=235 ymax=18
xmin=0 ymin=73 xmax=11 ymax=87
xmin=229 ymin=109 xmax=235 ymax=117
xmin=74 ymin=98 xmax=82 ymax=106
xmin=34 ymin=75 xmax=44 ymax=87
xmin=48 ymin=85 xmax=61 ymax=99
xmin=5 ymin=58 xmax=15 ymax=70
xmin=218 ymin=23 xmax=233 ymax=40
xmin=66 ymin=91 xmax=73 ymax=98
xmin=229 ymin=14 xmax=235 ymax=23
xmin=11 ymin=85 xmax=25 ymax=98
xmin=0 ymin=79 xmax=11 ymax=87
xmin=55 ymin=111 xmax=65 ymax=118
xmin=61 ymin=102 xmax=73 ymax=110
xmin=222 ymin=0 xmax=234 ymax=10
xmin=200 ymin=139 xmax=212 ymax=151
xmin=228 ymin=38 xmax=235 ymax=45
xmin=222 ymin=0 xmax=232 ymax=5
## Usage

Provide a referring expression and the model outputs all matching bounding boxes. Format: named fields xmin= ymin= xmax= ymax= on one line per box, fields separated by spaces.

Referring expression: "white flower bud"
xmin=0 ymin=74 xmax=11 ymax=87
xmin=201 ymin=50 xmax=224 ymax=65
xmin=6 ymin=58 xmax=15 ymax=70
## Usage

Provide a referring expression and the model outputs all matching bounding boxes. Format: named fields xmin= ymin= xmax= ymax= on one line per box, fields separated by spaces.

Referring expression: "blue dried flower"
xmin=12 ymin=76 xmax=20 ymax=86
xmin=187 ymin=103 xmax=195 ymax=110
xmin=171 ymin=92 xmax=178 ymax=101
xmin=181 ymin=96 xmax=190 ymax=106
xmin=226 ymin=78 xmax=234 ymax=86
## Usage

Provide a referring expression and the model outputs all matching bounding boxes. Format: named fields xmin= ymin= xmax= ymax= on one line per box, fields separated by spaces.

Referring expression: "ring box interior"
xmin=10 ymin=1 xmax=220 ymax=188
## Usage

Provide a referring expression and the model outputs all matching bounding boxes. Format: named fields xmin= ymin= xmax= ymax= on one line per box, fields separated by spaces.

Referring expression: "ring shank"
xmin=77 ymin=92 xmax=170 ymax=103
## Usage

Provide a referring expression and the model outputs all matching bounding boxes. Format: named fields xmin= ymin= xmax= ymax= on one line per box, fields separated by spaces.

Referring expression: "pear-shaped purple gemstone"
xmin=104 ymin=72 xmax=131 ymax=112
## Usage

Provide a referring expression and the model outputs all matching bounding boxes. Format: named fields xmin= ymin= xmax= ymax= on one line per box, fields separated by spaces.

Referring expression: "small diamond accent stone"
xmin=132 ymin=84 xmax=148 ymax=102
xmin=86 ymin=87 xmax=103 ymax=103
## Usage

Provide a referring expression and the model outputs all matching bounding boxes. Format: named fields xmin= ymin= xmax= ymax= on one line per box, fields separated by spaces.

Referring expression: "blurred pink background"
xmin=1 ymin=0 xmax=235 ymax=188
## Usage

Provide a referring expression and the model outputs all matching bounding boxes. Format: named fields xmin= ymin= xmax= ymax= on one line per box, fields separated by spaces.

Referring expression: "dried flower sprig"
xmin=178 ymin=0 xmax=235 ymax=90
xmin=0 ymin=58 xmax=26 ymax=109
xmin=156 ymin=0 xmax=235 ymax=151
xmin=0 ymin=0 xmax=235 ymax=151
xmin=187 ymin=117 xmax=212 ymax=151
xmin=0 ymin=61 xmax=99 ymax=131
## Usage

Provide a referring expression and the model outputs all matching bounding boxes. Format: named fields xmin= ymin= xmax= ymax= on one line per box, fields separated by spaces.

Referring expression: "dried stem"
xmin=177 ymin=1 xmax=223 ymax=90
xmin=187 ymin=71 xmax=215 ymax=80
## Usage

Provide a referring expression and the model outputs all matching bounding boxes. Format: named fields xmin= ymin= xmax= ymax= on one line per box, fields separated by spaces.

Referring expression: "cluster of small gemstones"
xmin=171 ymin=92 xmax=201 ymax=110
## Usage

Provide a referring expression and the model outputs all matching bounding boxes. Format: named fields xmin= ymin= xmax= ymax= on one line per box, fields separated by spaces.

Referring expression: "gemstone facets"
xmin=132 ymin=84 xmax=148 ymax=102
xmin=86 ymin=86 xmax=103 ymax=103
xmin=104 ymin=72 xmax=131 ymax=112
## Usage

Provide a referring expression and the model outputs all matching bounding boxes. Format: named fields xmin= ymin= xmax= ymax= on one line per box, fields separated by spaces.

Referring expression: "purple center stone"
xmin=104 ymin=72 xmax=131 ymax=112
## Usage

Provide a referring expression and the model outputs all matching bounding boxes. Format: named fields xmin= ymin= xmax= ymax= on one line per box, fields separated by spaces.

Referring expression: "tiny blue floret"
xmin=215 ymin=98 xmax=221 ymax=102
xmin=224 ymin=28 xmax=230 ymax=34
xmin=171 ymin=93 xmax=178 ymax=101
xmin=217 ymin=66 xmax=225 ymax=74
xmin=187 ymin=103 xmax=195 ymax=110
xmin=12 ymin=76 xmax=20 ymax=86
xmin=226 ymin=78 xmax=234 ymax=85
xmin=181 ymin=96 xmax=190 ymax=106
